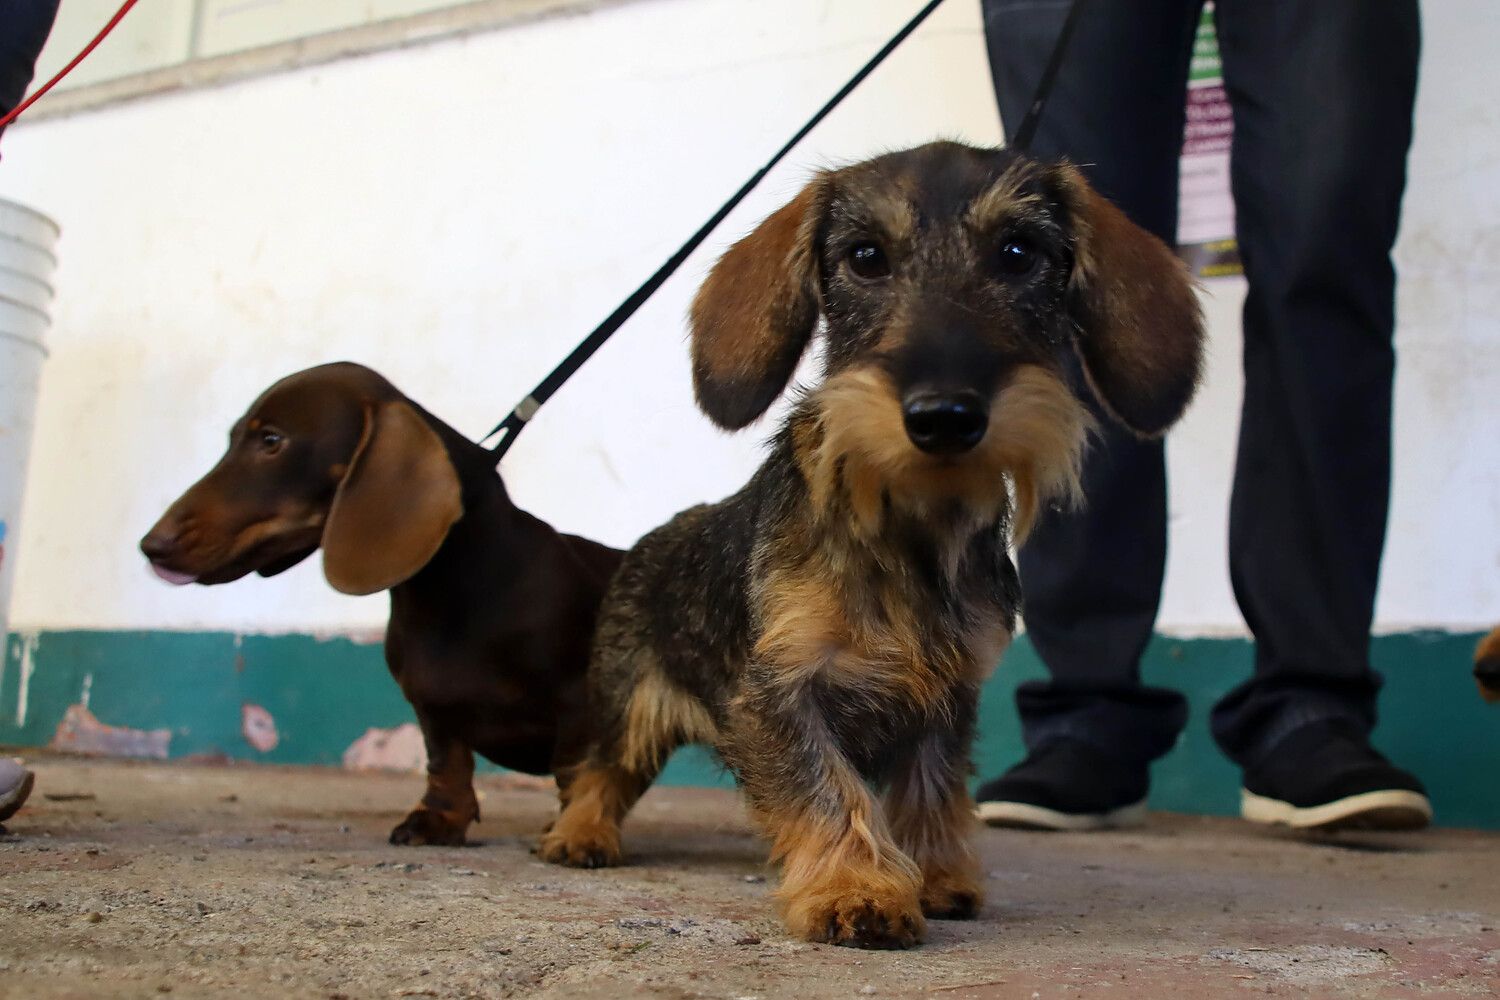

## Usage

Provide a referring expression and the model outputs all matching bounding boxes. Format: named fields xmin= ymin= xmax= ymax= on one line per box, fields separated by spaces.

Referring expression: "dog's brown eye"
xmin=847 ymin=242 xmax=891 ymax=280
xmin=997 ymin=238 xmax=1038 ymax=278
xmin=258 ymin=429 xmax=285 ymax=453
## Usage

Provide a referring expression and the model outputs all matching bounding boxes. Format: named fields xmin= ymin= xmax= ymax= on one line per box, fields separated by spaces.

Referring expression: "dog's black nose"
xmin=902 ymin=392 xmax=988 ymax=455
xmin=140 ymin=529 xmax=178 ymax=561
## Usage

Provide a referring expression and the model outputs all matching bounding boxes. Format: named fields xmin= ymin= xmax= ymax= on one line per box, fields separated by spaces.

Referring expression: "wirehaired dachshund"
xmin=140 ymin=362 xmax=621 ymax=845
xmin=538 ymin=141 xmax=1206 ymax=948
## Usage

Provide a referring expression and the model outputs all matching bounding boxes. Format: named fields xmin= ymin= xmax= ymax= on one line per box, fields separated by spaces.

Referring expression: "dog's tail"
xmin=1476 ymin=626 xmax=1500 ymax=703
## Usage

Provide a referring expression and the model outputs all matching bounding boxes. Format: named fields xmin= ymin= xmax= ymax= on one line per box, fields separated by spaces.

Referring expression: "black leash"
xmin=482 ymin=0 xmax=1083 ymax=457
xmin=1008 ymin=0 xmax=1086 ymax=151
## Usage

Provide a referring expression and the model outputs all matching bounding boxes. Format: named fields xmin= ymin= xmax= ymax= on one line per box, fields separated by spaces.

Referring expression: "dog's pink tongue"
xmin=150 ymin=563 xmax=197 ymax=586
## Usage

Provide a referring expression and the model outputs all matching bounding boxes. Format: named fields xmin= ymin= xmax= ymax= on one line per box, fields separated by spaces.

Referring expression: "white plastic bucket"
xmin=0 ymin=197 xmax=58 ymax=648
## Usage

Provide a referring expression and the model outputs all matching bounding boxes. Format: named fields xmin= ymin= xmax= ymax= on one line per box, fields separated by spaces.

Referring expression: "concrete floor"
xmin=2 ymin=755 xmax=1498 ymax=999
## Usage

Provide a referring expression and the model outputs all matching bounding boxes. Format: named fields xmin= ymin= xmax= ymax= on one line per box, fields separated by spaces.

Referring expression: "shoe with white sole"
xmin=975 ymin=740 xmax=1149 ymax=831
xmin=1240 ymin=721 xmax=1431 ymax=832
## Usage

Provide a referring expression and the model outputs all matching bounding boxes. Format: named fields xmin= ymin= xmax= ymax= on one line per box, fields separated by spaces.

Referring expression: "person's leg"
xmin=976 ymin=0 xmax=1202 ymax=829
xmin=0 ymin=0 xmax=62 ymax=141
xmin=1211 ymin=0 xmax=1427 ymax=829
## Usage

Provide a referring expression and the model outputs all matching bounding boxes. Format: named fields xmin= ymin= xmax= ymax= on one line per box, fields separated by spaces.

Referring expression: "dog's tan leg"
xmin=539 ymin=662 xmax=710 ymax=867
xmin=767 ymin=782 xmax=926 ymax=949
xmin=538 ymin=762 xmax=654 ymax=868
xmin=885 ymin=732 xmax=984 ymax=920
xmin=730 ymin=695 xmax=925 ymax=949
xmin=390 ymin=733 xmax=478 ymax=846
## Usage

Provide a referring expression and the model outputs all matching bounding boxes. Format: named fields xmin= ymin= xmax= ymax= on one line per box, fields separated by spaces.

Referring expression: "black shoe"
xmin=1240 ymin=721 xmax=1431 ymax=831
xmin=974 ymin=740 xmax=1148 ymax=831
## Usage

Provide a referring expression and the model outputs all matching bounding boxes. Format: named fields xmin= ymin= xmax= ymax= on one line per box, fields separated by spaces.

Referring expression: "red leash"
xmin=0 ymin=0 xmax=141 ymax=131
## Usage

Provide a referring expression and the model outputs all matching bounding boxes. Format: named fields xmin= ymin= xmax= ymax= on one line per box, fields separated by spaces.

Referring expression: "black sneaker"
xmin=1240 ymin=721 xmax=1431 ymax=831
xmin=974 ymin=740 xmax=1148 ymax=831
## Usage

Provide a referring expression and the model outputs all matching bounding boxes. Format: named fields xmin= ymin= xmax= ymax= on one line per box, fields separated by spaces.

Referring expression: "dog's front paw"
xmin=389 ymin=807 xmax=470 ymax=846
xmin=786 ymin=887 xmax=926 ymax=949
xmin=920 ymin=875 xmax=983 ymax=920
xmin=537 ymin=824 xmax=622 ymax=868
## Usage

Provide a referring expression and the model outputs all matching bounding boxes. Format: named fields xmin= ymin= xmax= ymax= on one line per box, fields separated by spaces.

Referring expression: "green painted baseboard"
xmin=3 ymin=629 xmax=1496 ymax=828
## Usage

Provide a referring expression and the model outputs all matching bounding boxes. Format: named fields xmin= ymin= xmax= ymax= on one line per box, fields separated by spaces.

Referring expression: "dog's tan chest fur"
xmin=752 ymin=483 xmax=1010 ymax=710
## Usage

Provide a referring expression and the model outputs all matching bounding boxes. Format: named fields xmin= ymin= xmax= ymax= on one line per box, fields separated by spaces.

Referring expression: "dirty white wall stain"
xmin=0 ymin=0 xmax=1495 ymax=639
xmin=14 ymin=633 xmax=37 ymax=727
xmin=342 ymin=722 xmax=426 ymax=773
xmin=240 ymin=701 xmax=279 ymax=752
xmin=48 ymin=703 xmax=172 ymax=758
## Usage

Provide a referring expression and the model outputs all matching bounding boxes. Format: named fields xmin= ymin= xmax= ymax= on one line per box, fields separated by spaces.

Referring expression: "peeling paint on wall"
xmin=15 ymin=633 xmax=36 ymax=727
xmin=49 ymin=704 xmax=170 ymax=759
xmin=4 ymin=628 xmax=1498 ymax=827
xmin=342 ymin=723 xmax=425 ymax=773
xmin=490 ymin=772 xmax=557 ymax=793
xmin=240 ymin=702 xmax=279 ymax=752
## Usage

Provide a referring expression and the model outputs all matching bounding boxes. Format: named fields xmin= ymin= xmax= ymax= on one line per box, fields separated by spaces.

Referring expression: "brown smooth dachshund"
xmin=141 ymin=362 xmax=622 ymax=845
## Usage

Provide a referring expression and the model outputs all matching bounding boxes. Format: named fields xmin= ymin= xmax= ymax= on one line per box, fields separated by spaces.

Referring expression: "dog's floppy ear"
xmin=321 ymin=401 xmax=463 ymax=596
xmin=690 ymin=178 xmax=829 ymax=429
xmin=1050 ymin=163 xmax=1205 ymax=437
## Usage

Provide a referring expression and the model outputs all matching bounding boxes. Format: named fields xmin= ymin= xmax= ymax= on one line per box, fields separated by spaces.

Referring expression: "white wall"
xmin=0 ymin=0 xmax=1496 ymax=637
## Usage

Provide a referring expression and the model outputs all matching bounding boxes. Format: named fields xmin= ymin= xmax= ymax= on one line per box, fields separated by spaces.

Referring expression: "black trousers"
xmin=0 ymin=0 xmax=61 ymax=142
xmin=981 ymin=0 xmax=1420 ymax=768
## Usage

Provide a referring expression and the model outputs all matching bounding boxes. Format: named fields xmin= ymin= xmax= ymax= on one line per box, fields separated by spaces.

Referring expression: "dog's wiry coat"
xmin=541 ymin=142 xmax=1204 ymax=949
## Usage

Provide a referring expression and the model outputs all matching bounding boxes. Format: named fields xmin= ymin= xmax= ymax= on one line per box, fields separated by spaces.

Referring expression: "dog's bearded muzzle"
xmin=807 ymin=365 xmax=1093 ymax=538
